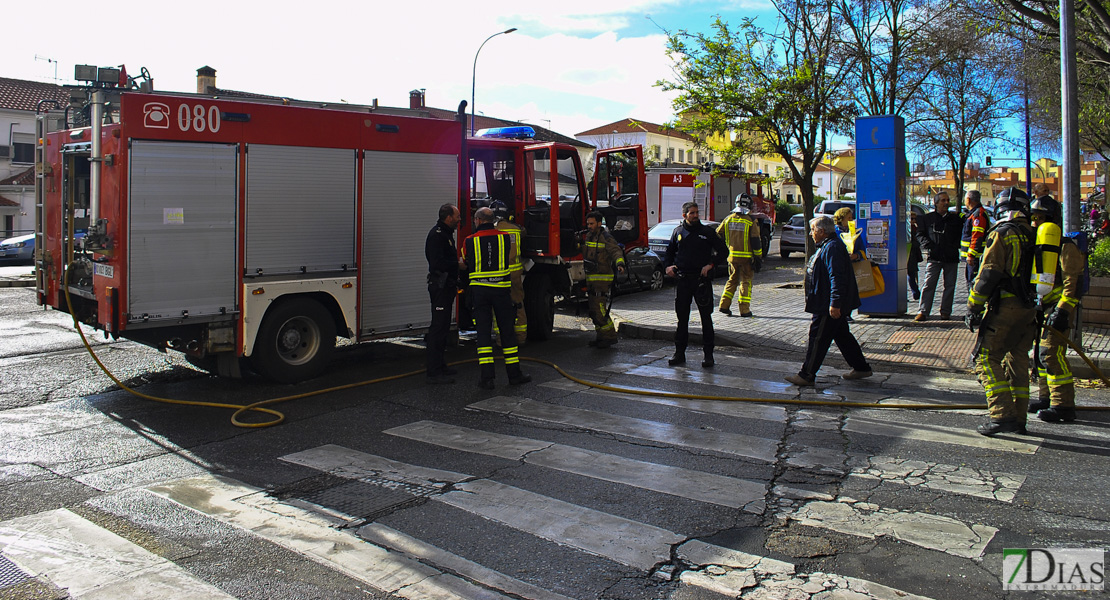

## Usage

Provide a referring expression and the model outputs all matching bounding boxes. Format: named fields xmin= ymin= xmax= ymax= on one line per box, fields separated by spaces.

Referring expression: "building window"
xmin=667 ymin=148 xmax=675 ymax=161
xmin=652 ymin=145 xmax=661 ymax=159
xmin=11 ymin=133 xmax=34 ymax=164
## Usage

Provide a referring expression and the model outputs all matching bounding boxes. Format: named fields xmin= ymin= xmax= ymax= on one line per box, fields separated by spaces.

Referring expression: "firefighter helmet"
xmin=734 ymin=194 xmax=752 ymax=214
xmin=489 ymin=200 xmax=510 ymax=220
xmin=1029 ymin=195 xmax=1062 ymax=225
xmin=994 ymin=187 xmax=1030 ymax=222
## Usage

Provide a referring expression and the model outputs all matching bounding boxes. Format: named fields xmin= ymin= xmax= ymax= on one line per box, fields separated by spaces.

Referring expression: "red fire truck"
xmin=35 ymin=70 xmax=646 ymax=383
xmin=644 ymin=167 xmax=775 ymax=256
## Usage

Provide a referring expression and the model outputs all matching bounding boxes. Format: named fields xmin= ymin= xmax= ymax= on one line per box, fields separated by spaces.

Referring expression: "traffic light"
xmin=985 ymin=156 xmax=992 ymax=166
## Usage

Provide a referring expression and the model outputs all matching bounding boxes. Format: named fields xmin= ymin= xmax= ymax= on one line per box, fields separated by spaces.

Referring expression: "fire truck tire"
xmin=524 ymin=275 xmax=555 ymax=341
xmin=251 ymin=297 xmax=336 ymax=383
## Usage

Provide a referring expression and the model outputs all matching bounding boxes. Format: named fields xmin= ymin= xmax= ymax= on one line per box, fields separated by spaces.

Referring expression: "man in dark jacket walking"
xmin=786 ymin=216 xmax=873 ymax=386
xmin=663 ymin=202 xmax=729 ymax=368
xmin=914 ymin=192 xmax=963 ymax=321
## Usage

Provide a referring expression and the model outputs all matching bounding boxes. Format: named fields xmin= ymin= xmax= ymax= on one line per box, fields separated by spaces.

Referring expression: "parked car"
xmin=815 ymin=199 xmax=856 ymax=218
xmin=779 ymin=213 xmax=808 ymax=258
xmin=647 ymin=219 xmax=726 ymax=277
xmin=612 ymin=246 xmax=665 ymax=294
xmin=0 ymin=233 xmax=34 ymax=263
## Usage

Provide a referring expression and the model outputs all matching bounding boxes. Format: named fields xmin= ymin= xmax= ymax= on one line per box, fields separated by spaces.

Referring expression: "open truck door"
xmin=592 ymin=146 xmax=647 ymax=250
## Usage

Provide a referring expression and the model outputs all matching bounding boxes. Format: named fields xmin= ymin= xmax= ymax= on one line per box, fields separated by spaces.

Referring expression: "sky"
xmin=4 ymin=0 xmax=778 ymax=139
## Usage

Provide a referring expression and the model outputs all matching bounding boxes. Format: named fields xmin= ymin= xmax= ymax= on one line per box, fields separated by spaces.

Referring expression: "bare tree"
xmin=907 ymin=32 xmax=1020 ymax=199
xmin=834 ymin=0 xmax=956 ymax=119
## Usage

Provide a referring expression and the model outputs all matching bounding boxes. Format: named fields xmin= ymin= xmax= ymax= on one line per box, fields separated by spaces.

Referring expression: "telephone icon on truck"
xmin=143 ymin=102 xmax=170 ymax=128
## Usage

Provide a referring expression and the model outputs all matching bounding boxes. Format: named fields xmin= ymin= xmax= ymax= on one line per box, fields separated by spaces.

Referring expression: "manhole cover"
xmin=0 ymin=554 xmax=31 ymax=589
xmin=271 ymin=473 xmax=441 ymax=522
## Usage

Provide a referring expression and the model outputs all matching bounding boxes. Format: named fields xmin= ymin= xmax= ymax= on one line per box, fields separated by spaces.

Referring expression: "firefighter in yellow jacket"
xmin=1027 ymin=194 xmax=1085 ymax=423
xmin=582 ymin=210 xmax=625 ymax=348
xmin=716 ymin=194 xmax=762 ymax=317
xmin=966 ymin=187 xmax=1037 ymax=436
xmin=463 ymin=207 xmax=532 ymax=389
xmin=491 ymin=201 xmax=527 ymax=345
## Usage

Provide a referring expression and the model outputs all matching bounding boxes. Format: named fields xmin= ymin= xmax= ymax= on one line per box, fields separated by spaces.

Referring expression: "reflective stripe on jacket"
xmin=716 ymin=213 xmax=762 ymax=258
xmin=464 ymin=225 xmax=512 ymax=288
xmin=582 ymin=227 xmax=625 ymax=283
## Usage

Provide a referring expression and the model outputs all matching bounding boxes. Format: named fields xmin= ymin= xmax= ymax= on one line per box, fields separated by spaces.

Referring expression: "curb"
xmin=0 ymin=277 xmax=34 ymax=288
xmin=619 ymin=320 xmax=1109 ymax=381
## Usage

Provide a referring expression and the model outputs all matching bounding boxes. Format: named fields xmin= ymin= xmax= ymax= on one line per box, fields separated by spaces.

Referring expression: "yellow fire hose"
xmin=63 ymin=280 xmax=1108 ymax=429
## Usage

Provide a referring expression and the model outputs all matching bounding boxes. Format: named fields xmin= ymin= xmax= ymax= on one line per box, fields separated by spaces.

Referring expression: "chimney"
xmin=409 ymin=88 xmax=426 ymax=109
xmin=197 ymin=66 xmax=216 ymax=94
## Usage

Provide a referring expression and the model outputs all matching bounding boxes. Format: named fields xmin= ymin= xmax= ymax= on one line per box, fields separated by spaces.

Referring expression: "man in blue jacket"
xmin=786 ymin=216 xmax=873 ymax=386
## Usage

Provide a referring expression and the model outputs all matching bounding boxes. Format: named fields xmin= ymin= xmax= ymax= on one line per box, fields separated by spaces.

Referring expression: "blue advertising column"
xmin=855 ymin=115 xmax=908 ymax=316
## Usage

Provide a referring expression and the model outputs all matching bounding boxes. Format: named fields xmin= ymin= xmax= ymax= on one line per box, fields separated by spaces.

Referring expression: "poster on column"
xmin=867 ymin=220 xmax=889 ymax=265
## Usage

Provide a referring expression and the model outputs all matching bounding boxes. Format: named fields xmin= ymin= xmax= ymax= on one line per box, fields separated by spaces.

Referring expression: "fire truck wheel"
xmin=251 ymin=297 xmax=336 ymax=383
xmin=524 ymin=275 xmax=555 ymax=341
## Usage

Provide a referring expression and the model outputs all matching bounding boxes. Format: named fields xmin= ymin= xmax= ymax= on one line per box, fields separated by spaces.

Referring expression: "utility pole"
xmin=1060 ymin=0 xmax=1080 ymax=233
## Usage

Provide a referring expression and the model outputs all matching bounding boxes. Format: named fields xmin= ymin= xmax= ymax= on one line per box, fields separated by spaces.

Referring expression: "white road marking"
xmin=384 ymin=420 xmax=767 ymax=512
xmin=283 ymin=445 xmax=932 ymax=599
xmin=837 ymin=413 xmax=1042 ymax=454
xmin=147 ymin=474 xmax=520 ymax=600
xmin=788 ymin=500 xmax=998 ymax=559
xmin=0 ymin=508 xmax=235 ymax=599
xmin=468 ymin=396 xmax=780 ymax=463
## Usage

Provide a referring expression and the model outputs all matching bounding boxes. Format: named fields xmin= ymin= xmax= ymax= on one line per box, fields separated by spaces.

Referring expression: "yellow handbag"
xmin=854 ymin=249 xmax=885 ymax=298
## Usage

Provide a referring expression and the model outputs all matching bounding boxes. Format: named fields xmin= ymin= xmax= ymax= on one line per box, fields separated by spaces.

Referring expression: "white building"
xmin=1 ymin=77 xmax=69 ymax=239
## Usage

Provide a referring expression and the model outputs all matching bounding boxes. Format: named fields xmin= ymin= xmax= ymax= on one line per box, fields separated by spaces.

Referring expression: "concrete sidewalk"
xmin=612 ymin=258 xmax=1110 ymax=380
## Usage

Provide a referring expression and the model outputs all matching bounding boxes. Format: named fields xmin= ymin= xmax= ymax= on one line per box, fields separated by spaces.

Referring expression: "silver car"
xmin=779 ymin=213 xmax=807 ymax=258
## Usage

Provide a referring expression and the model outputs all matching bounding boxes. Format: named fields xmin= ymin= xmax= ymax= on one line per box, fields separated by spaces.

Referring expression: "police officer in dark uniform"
xmin=463 ymin=207 xmax=532 ymax=389
xmin=663 ymin=201 xmax=729 ymax=368
xmin=425 ymin=203 xmax=465 ymax=384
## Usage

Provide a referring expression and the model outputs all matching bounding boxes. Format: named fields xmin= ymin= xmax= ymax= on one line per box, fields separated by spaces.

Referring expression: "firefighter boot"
xmin=976 ymin=418 xmax=1027 ymax=437
xmin=507 ymin=365 xmax=532 ymax=386
xmin=1037 ymin=406 xmax=1077 ymax=422
xmin=479 ymin=362 xmax=496 ymax=390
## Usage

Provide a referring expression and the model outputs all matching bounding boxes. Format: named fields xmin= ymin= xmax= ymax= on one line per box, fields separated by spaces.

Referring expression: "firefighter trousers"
xmin=493 ymin=271 xmax=527 ymax=346
xmin=588 ymin=281 xmax=617 ymax=343
xmin=719 ymin=257 xmax=754 ymax=314
xmin=472 ymin=286 xmax=524 ymax=383
xmin=1037 ymin=310 xmax=1076 ymax=408
xmin=975 ymin=301 xmax=1037 ymax=422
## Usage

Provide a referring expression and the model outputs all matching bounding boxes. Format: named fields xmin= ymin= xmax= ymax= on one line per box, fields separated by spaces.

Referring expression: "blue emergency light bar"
xmin=475 ymin=126 xmax=536 ymax=139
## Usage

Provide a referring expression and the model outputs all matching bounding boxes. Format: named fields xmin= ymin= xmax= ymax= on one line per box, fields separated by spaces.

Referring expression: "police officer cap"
xmin=1029 ymin=195 xmax=1062 ymax=224
xmin=994 ymin=187 xmax=1030 ymax=220
xmin=489 ymin=200 xmax=510 ymax=219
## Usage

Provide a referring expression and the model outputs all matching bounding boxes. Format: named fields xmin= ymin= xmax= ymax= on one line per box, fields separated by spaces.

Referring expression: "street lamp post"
xmin=471 ymin=28 xmax=517 ymax=135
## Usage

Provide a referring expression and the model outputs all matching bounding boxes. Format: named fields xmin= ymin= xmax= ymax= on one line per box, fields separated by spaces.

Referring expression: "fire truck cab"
xmin=464 ymin=129 xmax=647 ymax=339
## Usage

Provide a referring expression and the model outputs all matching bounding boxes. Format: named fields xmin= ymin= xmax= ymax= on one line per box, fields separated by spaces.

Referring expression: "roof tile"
xmin=0 ymin=77 xmax=69 ymax=112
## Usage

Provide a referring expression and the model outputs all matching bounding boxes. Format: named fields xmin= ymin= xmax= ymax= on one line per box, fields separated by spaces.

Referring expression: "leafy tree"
xmin=659 ymin=1 xmax=856 ymax=253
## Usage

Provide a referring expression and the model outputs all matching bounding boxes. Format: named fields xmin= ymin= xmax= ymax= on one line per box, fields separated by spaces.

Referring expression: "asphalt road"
xmin=1 ymin=263 xmax=1108 ymax=599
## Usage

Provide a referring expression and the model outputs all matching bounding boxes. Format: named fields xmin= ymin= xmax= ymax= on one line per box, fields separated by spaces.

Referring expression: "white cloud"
xmin=4 ymin=0 xmax=712 ymax=138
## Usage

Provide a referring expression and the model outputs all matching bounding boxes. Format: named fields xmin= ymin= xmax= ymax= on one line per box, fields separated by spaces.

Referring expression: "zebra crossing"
xmin=1 ymin=347 xmax=1100 ymax=599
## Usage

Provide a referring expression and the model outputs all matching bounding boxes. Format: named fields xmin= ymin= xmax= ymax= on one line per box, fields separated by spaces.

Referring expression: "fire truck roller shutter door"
xmin=246 ymin=145 xmax=356 ymax=275
xmin=128 ymin=141 xmax=238 ymax=320
xmin=360 ymin=150 xmax=458 ymax=336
